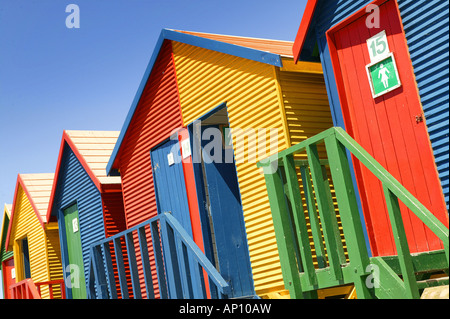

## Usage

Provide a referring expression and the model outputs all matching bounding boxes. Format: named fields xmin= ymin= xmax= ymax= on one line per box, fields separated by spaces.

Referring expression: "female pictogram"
xmin=378 ymin=63 xmax=390 ymax=88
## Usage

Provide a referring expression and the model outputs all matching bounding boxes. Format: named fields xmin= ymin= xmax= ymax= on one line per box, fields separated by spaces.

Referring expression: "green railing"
xmin=257 ymin=127 xmax=449 ymax=299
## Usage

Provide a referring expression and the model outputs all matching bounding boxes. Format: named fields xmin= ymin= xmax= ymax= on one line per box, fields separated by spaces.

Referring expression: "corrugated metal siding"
xmin=11 ymin=186 xmax=50 ymax=298
xmin=46 ymin=227 xmax=63 ymax=298
xmin=66 ymin=130 xmax=122 ymax=185
xmin=171 ymin=41 xmax=288 ymax=296
xmin=117 ymin=40 xmax=183 ymax=298
xmin=312 ymin=0 xmax=449 ymax=209
xmin=397 ymin=0 xmax=449 ymax=210
xmin=278 ymin=68 xmax=348 ymax=266
xmin=101 ymin=192 xmax=127 ymax=238
xmin=118 ymin=40 xmax=183 ymax=228
xmin=51 ymin=144 xmax=105 ymax=289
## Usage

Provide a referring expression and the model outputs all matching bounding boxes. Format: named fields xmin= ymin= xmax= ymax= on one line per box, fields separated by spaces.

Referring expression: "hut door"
xmin=326 ymin=0 xmax=448 ymax=256
xmin=151 ymin=136 xmax=207 ymax=298
xmin=188 ymin=104 xmax=254 ymax=298
xmin=63 ymin=203 xmax=87 ymax=299
xmin=199 ymin=125 xmax=254 ymax=298
xmin=151 ymin=137 xmax=194 ymax=234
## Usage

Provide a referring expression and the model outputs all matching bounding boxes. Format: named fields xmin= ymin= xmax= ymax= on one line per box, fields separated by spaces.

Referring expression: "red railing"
xmin=9 ymin=279 xmax=41 ymax=299
xmin=9 ymin=279 xmax=66 ymax=299
xmin=35 ymin=279 xmax=66 ymax=299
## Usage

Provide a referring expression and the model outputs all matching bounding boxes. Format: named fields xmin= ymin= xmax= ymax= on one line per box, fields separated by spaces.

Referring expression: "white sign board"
xmin=72 ymin=217 xmax=79 ymax=233
xmin=366 ymin=30 xmax=390 ymax=63
xmin=181 ymin=139 xmax=191 ymax=159
xmin=167 ymin=152 xmax=174 ymax=166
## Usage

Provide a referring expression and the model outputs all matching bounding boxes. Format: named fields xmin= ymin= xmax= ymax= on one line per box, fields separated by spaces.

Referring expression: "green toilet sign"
xmin=365 ymin=31 xmax=401 ymax=98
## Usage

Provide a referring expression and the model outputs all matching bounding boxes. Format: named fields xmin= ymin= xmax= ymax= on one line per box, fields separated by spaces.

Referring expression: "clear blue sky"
xmin=0 ymin=0 xmax=307 ymax=298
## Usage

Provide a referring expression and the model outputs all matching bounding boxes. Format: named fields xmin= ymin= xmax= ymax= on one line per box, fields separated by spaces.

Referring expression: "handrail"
xmin=87 ymin=212 xmax=230 ymax=299
xmin=163 ymin=213 xmax=230 ymax=293
xmin=35 ymin=279 xmax=66 ymax=299
xmin=333 ymin=127 xmax=449 ymax=246
xmin=9 ymin=279 xmax=41 ymax=299
xmin=258 ymin=126 xmax=449 ymax=299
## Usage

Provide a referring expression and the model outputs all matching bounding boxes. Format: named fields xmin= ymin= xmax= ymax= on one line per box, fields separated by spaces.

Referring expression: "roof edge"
xmin=5 ymin=174 xmax=48 ymax=250
xmin=293 ymin=0 xmax=319 ymax=63
xmin=106 ymin=28 xmax=284 ymax=175
xmin=46 ymin=130 xmax=106 ymax=221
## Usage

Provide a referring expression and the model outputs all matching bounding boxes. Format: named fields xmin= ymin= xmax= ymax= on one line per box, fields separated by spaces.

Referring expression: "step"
xmin=417 ymin=276 xmax=449 ymax=290
xmin=421 ymin=285 xmax=449 ymax=299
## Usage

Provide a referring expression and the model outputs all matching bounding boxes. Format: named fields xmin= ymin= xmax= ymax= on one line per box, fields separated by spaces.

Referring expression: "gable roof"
xmin=293 ymin=0 xmax=319 ymax=62
xmin=5 ymin=173 xmax=54 ymax=249
xmin=175 ymin=30 xmax=294 ymax=57
xmin=106 ymin=28 xmax=293 ymax=175
xmin=46 ymin=130 xmax=121 ymax=221
xmin=0 ymin=204 xmax=13 ymax=263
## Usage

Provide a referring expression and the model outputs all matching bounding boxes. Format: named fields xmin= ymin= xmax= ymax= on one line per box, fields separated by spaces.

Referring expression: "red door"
xmin=326 ymin=0 xmax=448 ymax=256
xmin=2 ymin=257 xmax=16 ymax=299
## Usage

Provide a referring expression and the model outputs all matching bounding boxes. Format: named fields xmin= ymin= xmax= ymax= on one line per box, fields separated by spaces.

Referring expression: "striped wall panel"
xmin=11 ymin=186 xmax=51 ymax=298
xmin=118 ymin=40 xmax=183 ymax=228
xmin=116 ymin=40 xmax=183 ymax=298
xmin=171 ymin=41 xmax=288 ymax=296
xmin=397 ymin=0 xmax=449 ymax=209
xmin=51 ymin=144 xmax=105 ymax=289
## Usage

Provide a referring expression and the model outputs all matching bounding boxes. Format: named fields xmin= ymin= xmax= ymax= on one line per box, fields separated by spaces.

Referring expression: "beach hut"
xmin=5 ymin=173 xmax=64 ymax=299
xmin=46 ymin=130 xmax=126 ymax=299
xmin=252 ymin=0 xmax=448 ymax=299
xmin=1 ymin=204 xmax=15 ymax=299
xmin=292 ymin=0 xmax=449 ymax=257
xmin=104 ymin=29 xmax=347 ymax=299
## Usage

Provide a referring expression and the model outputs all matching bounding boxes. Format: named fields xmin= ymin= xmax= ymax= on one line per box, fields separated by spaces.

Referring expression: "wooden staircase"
xmin=258 ymin=127 xmax=449 ymax=299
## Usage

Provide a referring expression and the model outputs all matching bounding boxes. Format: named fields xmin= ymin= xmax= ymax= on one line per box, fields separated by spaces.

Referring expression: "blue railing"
xmin=87 ymin=212 xmax=230 ymax=299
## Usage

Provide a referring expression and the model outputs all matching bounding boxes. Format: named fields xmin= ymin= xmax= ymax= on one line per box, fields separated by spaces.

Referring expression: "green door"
xmin=63 ymin=204 xmax=86 ymax=299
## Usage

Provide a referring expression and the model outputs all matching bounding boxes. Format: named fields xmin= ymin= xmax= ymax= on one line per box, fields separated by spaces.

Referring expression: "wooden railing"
xmin=87 ymin=212 xmax=230 ymax=299
xmin=257 ymin=127 xmax=449 ymax=299
xmin=10 ymin=279 xmax=41 ymax=299
xmin=35 ymin=279 xmax=66 ymax=299
xmin=9 ymin=278 xmax=65 ymax=299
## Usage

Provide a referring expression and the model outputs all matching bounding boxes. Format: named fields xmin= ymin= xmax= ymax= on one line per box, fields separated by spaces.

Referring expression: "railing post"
xmin=300 ymin=165 xmax=327 ymax=268
xmin=102 ymin=241 xmax=118 ymax=299
xmin=261 ymin=159 xmax=305 ymax=299
xmin=283 ymin=155 xmax=317 ymax=288
xmin=383 ymin=185 xmax=420 ymax=298
xmin=160 ymin=215 xmax=183 ymax=298
xmin=307 ymin=144 xmax=345 ymax=281
xmin=150 ymin=219 xmax=169 ymax=299
xmin=324 ymin=133 xmax=373 ymax=299
xmin=113 ymin=237 xmax=129 ymax=299
xmin=137 ymin=225 xmax=155 ymax=299
xmin=91 ymin=245 xmax=109 ymax=299
xmin=125 ymin=231 xmax=142 ymax=299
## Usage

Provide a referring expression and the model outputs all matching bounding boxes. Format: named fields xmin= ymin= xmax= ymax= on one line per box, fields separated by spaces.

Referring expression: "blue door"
xmin=199 ymin=124 xmax=255 ymax=298
xmin=151 ymin=136 xmax=201 ymax=298
xmin=151 ymin=137 xmax=193 ymax=233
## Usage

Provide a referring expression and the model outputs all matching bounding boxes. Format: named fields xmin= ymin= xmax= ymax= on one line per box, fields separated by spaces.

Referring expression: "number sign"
xmin=366 ymin=30 xmax=390 ymax=63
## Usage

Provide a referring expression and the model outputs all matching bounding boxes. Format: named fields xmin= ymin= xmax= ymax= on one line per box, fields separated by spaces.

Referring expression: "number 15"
xmin=370 ymin=35 xmax=387 ymax=57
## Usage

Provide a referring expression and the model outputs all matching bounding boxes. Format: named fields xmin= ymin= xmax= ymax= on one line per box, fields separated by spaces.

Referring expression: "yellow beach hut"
xmin=5 ymin=173 xmax=64 ymax=299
